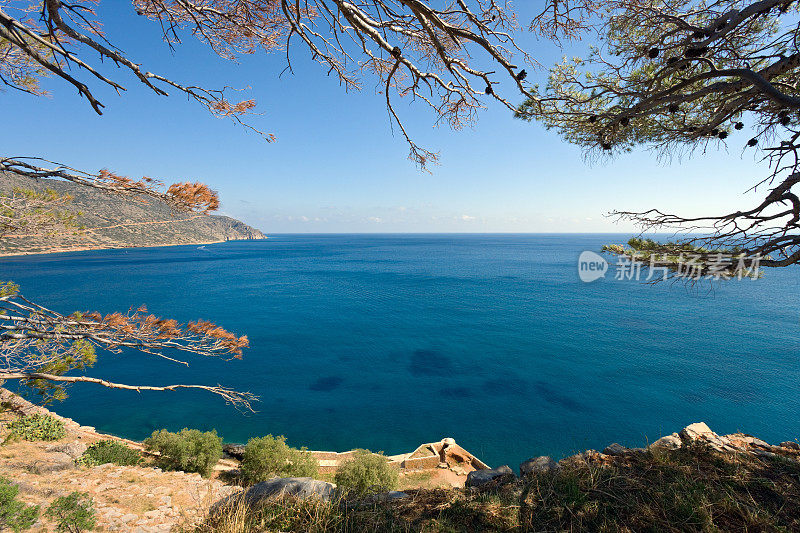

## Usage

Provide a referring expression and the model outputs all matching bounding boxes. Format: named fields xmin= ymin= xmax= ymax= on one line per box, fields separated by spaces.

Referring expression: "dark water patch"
xmin=533 ymin=381 xmax=583 ymax=412
xmin=309 ymin=376 xmax=344 ymax=392
xmin=408 ymin=349 xmax=454 ymax=377
xmin=439 ymin=387 xmax=474 ymax=399
xmin=484 ymin=377 xmax=528 ymax=396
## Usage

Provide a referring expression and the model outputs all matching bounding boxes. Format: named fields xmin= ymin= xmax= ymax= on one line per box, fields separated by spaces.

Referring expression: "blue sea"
xmin=3 ymin=234 xmax=800 ymax=468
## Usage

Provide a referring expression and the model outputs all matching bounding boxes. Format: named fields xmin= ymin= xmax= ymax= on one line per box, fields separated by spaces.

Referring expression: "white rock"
xmin=680 ymin=422 xmax=715 ymax=441
xmin=650 ymin=434 xmax=682 ymax=451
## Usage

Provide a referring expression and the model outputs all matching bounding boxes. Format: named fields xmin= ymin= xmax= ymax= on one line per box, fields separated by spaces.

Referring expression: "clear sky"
xmin=1 ymin=3 xmax=774 ymax=233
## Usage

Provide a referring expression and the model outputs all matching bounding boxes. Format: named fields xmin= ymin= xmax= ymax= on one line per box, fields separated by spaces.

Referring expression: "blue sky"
xmin=1 ymin=3 xmax=773 ymax=233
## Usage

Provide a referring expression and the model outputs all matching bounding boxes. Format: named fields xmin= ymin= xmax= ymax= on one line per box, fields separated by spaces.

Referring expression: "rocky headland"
xmin=0 ymin=172 xmax=265 ymax=256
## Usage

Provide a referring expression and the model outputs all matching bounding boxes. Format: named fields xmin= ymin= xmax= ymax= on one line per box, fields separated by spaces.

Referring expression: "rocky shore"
xmin=1 ymin=388 xmax=799 ymax=532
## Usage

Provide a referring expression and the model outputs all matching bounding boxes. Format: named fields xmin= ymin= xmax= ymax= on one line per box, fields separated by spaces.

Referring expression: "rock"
xmin=236 ymin=478 xmax=336 ymax=505
xmin=780 ymin=441 xmax=800 ymax=450
xmin=727 ymin=434 xmax=770 ymax=449
xmin=680 ymin=423 xmax=734 ymax=452
xmin=46 ymin=441 xmax=88 ymax=459
xmin=367 ymin=491 xmax=408 ymax=503
xmin=30 ymin=452 xmax=74 ymax=474
xmin=222 ymin=443 xmax=245 ymax=460
xmin=520 ymin=456 xmax=558 ymax=476
xmin=441 ymin=437 xmax=456 ymax=446
xmin=650 ymin=434 xmax=682 ymax=451
xmin=753 ymin=449 xmax=777 ymax=458
xmin=602 ymin=443 xmax=630 ymax=456
xmin=465 ymin=465 xmax=514 ymax=488
xmin=437 ymin=462 xmax=448 ymax=469
xmin=451 ymin=466 xmax=467 ymax=476
xmin=680 ymin=422 xmax=715 ymax=442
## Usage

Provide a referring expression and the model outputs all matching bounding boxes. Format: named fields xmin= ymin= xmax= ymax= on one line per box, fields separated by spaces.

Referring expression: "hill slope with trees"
xmin=0 ymin=171 xmax=265 ymax=256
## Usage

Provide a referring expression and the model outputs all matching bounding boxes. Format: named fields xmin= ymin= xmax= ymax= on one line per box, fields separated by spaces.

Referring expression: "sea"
xmin=2 ymin=234 xmax=799 ymax=468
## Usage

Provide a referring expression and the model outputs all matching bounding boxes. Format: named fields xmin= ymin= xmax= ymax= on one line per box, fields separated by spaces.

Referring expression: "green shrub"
xmin=240 ymin=435 xmax=318 ymax=485
xmin=143 ymin=428 xmax=222 ymax=478
xmin=45 ymin=492 xmax=96 ymax=533
xmin=334 ymin=449 xmax=398 ymax=497
xmin=77 ymin=440 xmax=141 ymax=467
xmin=0 ymin=477 xmax=39 ymax=532
xmin=6 ymin=414 xmax=66 ymax=442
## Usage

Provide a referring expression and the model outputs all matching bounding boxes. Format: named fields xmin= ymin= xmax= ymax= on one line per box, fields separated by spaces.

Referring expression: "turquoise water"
xmin=3 ymin=234 xmax=800 ymax=468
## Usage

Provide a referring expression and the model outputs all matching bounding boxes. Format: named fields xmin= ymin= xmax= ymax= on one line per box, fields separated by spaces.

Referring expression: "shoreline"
xmin=0 ymin=237 xmax=266 ymax=259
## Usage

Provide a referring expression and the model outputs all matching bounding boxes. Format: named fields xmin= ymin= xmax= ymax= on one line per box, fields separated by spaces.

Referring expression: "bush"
xmin=143 ymin=428 xmax=222 ymax=478
xmin=240 ymin=435 xmax=318 ymax=485
xmin=6 ymin=414 xmax=66 ymax=442
xmin=77 ymin=440 xmax=141 ymax=467
xmin=45 ymin=492 xmax=96 ymax=533
xmin=334 ymin=449 xmax=398 ymax=497
xmin=0 ymin=477 xmax=39 ymax=532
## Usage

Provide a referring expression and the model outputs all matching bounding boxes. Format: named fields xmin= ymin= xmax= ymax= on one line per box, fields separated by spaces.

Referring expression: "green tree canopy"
xmin=518 ymin=0 xmax=800 ymax=273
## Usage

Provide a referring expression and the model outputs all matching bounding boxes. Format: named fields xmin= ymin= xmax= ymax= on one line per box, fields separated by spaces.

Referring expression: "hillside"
xmin=0 ymin=171 xmax=265 ymax=256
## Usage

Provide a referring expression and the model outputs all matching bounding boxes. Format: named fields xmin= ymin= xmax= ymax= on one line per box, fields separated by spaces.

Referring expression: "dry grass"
xmin=188 ymin=443 xmax=800 ymax=532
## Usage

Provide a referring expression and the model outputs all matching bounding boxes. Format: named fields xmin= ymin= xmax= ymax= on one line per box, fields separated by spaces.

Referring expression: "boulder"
xmin=520 ymin=456 xmax=558 ymax=476
xmin=780 ymin=441 xmax=800 ymax=451
xmin=726 ymin=434 xmax=770 ymax=449
xmin=679 ymin=422 xmax=734 ymax=452
xmin=46 ymin=441 xmax=88 ymax=459
xmin=239 ymin=477 xmax=336 ymax=504
xmin=679 ymin=422 xmax=716 ymax=442
xmin=649 ymin=434 xmax=682 ymax=451
xmin=222 ymin=444 xmax=245 ymax=460
xmin=367 ymin=491 xmax=408 ymax=503
xmin=30 ymin=452 xmax=74 ymax=474
xmin=602 ymin=443 xmax=630 ymax=456
xmin=465 ymin=465 xmax=514 ymax=488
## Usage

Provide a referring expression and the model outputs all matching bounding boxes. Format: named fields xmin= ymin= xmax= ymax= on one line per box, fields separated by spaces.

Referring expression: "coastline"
xmin=2 ymin=387 xmax=800 ymax=532
xmin=0 ymin=237 xmax=266 ymax=259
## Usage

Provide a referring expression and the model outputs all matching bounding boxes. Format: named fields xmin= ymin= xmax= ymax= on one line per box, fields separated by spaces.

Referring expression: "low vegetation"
xmin=240 ymin=435 xmax=318 ymax=485
xmin=44 ymin=492 xmax=97 ymax=533
xmin=195 ymin=443 xmax=800 ymax=532
xmin=6 ymin=414 xmax=66 ymax=442
xmin=143 ymin=428 xmax=222 ymax=478
xmin=77 ymin=440 xmax=141 ymax=467
xmin=520 ymin=444 xmax=800 ymax=531
xmin=0 ymin=477 xmax=39 ymax=532
xmin=334 ymin=449 xmax=398 ymax=497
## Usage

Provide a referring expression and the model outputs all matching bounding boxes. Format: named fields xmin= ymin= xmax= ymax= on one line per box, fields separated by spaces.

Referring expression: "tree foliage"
xmin=143 ymin=428 xmax=223 ymax=477
xmin=240 ymin=434 xmax=318 ymax=485
xmin=0 ymin=0 xmax=545 ymax=167
xmin=334 ymin=449 xmax=398 ymax=497
xmin=518 ymin=0 xmax=800 ymax=271
xmin=77 ymin=440 xmax=142 ymax=467
xmin=44 ymin=492 xmax=96 ymax=533
xmin=0 ymin=477 xmax=39 ymax=532
xmin=6 ymin=413 xmax=66 ymax=441
xmin=0 ymin=280 xmax=255 ymax=407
